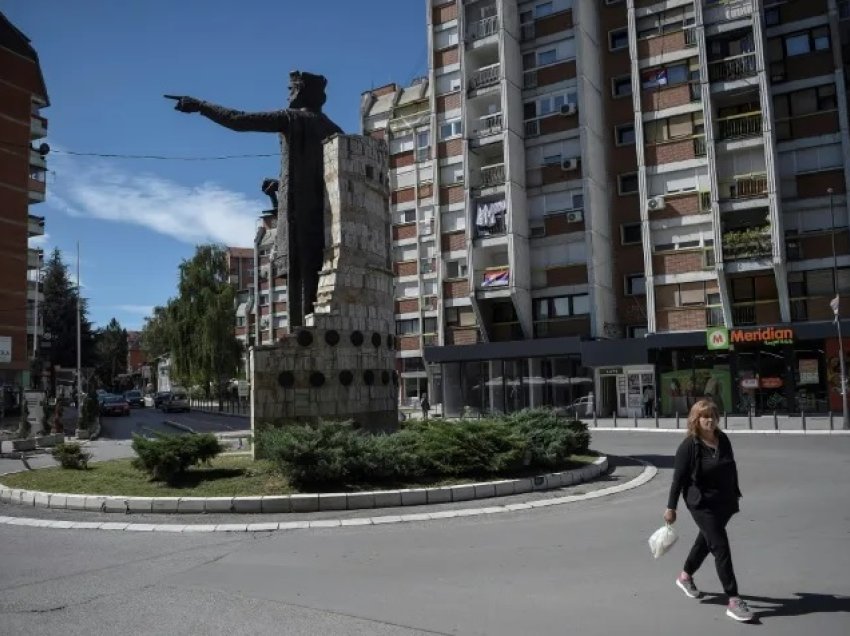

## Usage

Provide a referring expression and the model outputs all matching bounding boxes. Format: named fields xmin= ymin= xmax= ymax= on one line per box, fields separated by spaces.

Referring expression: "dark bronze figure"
xmin=166 ymin=71 xmax=343 ymax=328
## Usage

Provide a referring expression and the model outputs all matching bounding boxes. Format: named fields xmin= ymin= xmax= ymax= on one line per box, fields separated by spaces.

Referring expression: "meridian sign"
xmin=706 ymin=326 xmax=794 ymax=350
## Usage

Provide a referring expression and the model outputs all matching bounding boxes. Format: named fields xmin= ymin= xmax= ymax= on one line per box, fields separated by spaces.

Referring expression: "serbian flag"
xmin=482 ymin=267 xmax=510 ymax=287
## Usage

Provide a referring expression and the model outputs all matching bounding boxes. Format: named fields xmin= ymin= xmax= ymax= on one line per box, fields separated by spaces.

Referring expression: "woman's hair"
xmin=687 ymin=399 xmax=720 ymax=438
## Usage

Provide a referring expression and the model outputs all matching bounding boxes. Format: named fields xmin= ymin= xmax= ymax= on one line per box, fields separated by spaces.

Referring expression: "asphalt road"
xmin=98 ymin=405 xmax=247 ymax=440
xmin=0 ymin=432 xmax=848 ymax=635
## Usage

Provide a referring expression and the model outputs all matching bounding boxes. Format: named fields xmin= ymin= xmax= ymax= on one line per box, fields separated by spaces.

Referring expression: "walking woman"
xmin=664 ymin=399 xmax=753 ymax=622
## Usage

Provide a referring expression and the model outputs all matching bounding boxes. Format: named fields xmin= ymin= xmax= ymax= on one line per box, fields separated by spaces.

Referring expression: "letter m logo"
xmin=706 ymin=327 xmax=729 ymax=350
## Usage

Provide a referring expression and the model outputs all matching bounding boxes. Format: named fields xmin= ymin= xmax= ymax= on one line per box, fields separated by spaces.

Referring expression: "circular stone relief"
xmin=309 ymin=371 xmax=325 ymax=387
xmin=363 ymin=370 xmax=375 ymax=386
xmin=371 ymin=332 xmax=382 ymax=348
xmin=338 ymin=370 xmax=354 ymax=386
xmin=350 ymin=331 xmax=364 ymax=346
xmin=325 ymin=330 xmax=340 ymax=346
xmin=277 ymin=371 xmax=295 ymax=388
xmin=297 ymin=330 xmax=314 ymax=347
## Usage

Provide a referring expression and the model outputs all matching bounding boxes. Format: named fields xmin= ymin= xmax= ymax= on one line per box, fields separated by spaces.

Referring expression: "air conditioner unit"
xmin=560 ymin=103 xmax=577 ymax=116
xmin=561 ymin=157 xmax=580 ymax=171
xmin=566 ymin=211 xmax=583 ymax=223
xmin=647 ymin=195 xmax=666 ymax=211
xmin=455 ymin=173 xmax=465 ymax=184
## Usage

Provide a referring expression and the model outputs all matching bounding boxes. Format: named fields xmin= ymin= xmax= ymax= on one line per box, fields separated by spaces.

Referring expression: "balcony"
xmin=468 ymin=63 xmax=500 ymax=92
xmin=722 ymin=227 xmax=772 ymax=261
xmin=474 ymin=112 xmax=503 ymax=138
xmin=30 ymin=114 xmax=47 ymax=140
xmin=479 ymin=266 xmax=510 ymax=289
xmin=708 ymin=53 xmax=757 ymax=83
xmin=703 ymin=0 xmax=754 ymax=25
xmin=478 ymin=163 xmax=506 ymax=189
xmin=29 ymin=146 xmax=46 ymax=170
xmin=475 ymin=212 xmax=506 ymax=238
xmin=27 ymin=248 xmax=43 ymax=270
xmin=731 ymin=304 xmax=756 ymax=326
xmin=719 ymin=174 xmax=768 ymax=200
xmin=468 ymin=15 xmax=499 ymax=42
xmin=694 ymin=136 xmax=707 ymax=157
xmin=28 ymin=214 xmax=45 ymax=237
xmin=717 ymin=112 xmax=762 ymax=140
xmin=27 ymin=280 xmax=43 ymax=300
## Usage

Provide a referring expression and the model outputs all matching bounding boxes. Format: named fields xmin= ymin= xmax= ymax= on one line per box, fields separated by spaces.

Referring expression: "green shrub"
xmin=17 ymin=400 xmax=30 ymax=439
xmin=131 ymin=433 xmax=224 ymax=483
xmin=77 ymin=395 xmax=98 ymax=431
xmin=51 ymin=442 xmax=91 ymax=469
xmin=508 ymin=409 xmax=591 ymax=468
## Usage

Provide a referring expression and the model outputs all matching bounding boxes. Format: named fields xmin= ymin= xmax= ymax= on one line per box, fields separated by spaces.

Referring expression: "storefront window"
xmin=504 ymin=359 xmax=527 ymax=412
xmin=793 ymin=347 xmax=826 ymax=412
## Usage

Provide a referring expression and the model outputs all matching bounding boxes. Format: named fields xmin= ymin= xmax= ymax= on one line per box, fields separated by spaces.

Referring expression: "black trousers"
xmin=684 ymin=507 xmax=738 ymax=597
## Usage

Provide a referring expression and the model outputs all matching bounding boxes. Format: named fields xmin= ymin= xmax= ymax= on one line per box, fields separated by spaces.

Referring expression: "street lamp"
xmin=828 ymin=187 xmax=849 ymax=430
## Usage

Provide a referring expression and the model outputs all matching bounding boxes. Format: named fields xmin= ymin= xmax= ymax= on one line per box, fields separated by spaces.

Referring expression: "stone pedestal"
xmin=252 ymin=134 xmax=397 ymax=433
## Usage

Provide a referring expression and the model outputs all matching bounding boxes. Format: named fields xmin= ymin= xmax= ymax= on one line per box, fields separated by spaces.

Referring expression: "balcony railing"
xmin=705 ymin=306 xmax=725 ymax=327
xmin=684 ymin=27 xmax=697 ymax=47
xmin=524 ymin=119 xmax=540 ymax=137
xmin=689 ymin=81 xmax=702 ymax=102
xmin=523 ymin=70 xmax=538 ymax=89
xmin=469 ymin=63 xmax=500 ymax=92
xmin=731 ymin=305 xmax=756 ymax=326
xmin=479 ymin=163 xmax=506 ymax=188
xmin=468 ymin=15 xmax=499 ymax=41
xmin=719 ymin=174 xmax=768 ymax=200
xmin=708 ymin=53 xmax=757 ymax=83
xmin=722 ymin=227 xmax=772 ymax=260
xmin=717 ymin=112 xmax=762 ymax=140
xmin=475 ymin=213 xmax=506 ymax=238
xmin=694 ymin=135 xmax=707 ymax=157
xmin=476 ymin=112 xmax=503 ymax=137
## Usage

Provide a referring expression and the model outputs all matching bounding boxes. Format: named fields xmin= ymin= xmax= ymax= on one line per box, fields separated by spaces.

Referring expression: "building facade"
xmin=0 ymin=12 xmax=48 ymax=389
xmin=363 ymin=0 xmax=850 ymax=418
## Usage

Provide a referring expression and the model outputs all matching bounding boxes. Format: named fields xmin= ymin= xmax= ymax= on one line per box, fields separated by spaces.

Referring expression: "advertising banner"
xmin=660 ymin=367 xmax=733 ymax=416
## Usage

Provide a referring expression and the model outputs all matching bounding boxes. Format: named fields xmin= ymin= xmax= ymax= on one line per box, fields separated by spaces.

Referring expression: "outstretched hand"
xmin=164 ymin=95 xmax=201 ymax=113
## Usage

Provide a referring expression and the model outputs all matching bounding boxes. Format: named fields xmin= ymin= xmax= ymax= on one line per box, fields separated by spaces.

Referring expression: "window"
xmin=626 ymin=274 xmax=646 ymax=296
xmin=538 ymin=48 xmax=557 ymax=66
xmin=534 ymin=2 xmax=553 ymax=18
xmin=618 ymin=173 xmax=639 ymax=195
xmin=813 ymin=26 xmax=830 ymax=51
xmin=534 ymin=294 xmax=590 ymax=320
xmin=543 ymin=153 xmax=562 ymax=166
xmin=259 ymin=294 xmax=269 ymax=306
xmin=609 ymin=28 xmax=628 ymax=50
xmin=423 ymin=317 xmax=438 ymax=333
xmin=446 ymin=306 xmax=476 ymax=327
xmin=445 ymin=260 xmax=468 ymax=279
xmin=641 ymin=63 xmax=688 ymax=90
xmin=439 ymin=119 xmax=462 ymax=140
xmin=628 ymin=325 xmax=648 ymax=338
xmin=396 ymin=319 xmax=419 ymax=336
xmin=785 ymin=32 xmax=811 ymax=57
xmin=395 ymin=209 xmax=416 ymax=224
xmin=236 ymin=316 xmax=246 ymax=327
xmin=764 ymin=7 xmax=780 ymax=26
xmin=731 ymin=278 xmax=755 ymax=302
xmin=621 ymin=222 xmax=642 ymax=245
xmin=615 ymin=123 xmax=635 ymax=145
xmin=612 ymin=76 xmax=632 ymax=97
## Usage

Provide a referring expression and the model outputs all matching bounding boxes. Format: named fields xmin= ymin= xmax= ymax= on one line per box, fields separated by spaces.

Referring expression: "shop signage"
xmin=706 ymin=327 xmax=730 ymax=350
xmin=730 ymin=327 xmax=794 ymax=347
xmin=760 ymin=377 xmax=783 ymax=389
xmin=740 ymin=377 xmax=759 ymax=389
xmin=799 ymin=359 xmax=819 ymax=385
xmin=598 ymin=367 xmax=623 ymax=377
xmin=0 ymin=336 xmax=10 ymax=363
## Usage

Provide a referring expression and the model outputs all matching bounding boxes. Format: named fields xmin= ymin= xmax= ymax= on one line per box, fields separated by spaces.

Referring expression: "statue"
xmin=166 ymin=71 xmax=343 ymax=327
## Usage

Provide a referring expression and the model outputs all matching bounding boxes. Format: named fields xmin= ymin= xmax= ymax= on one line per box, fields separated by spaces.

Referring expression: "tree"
xmin=94 ymin=318 xmax=128 ymax=390
xmin=142 ymin=245 xmax=241 ymax=399
xmin=40 ymin=249 xmax=96 ymax=394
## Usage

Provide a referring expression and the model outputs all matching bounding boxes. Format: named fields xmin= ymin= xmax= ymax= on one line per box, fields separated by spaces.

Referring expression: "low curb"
xmin=0 ymin=457 xmax=608 ymax=515
xmin=0 ymin=458 xmax=656 ymax=533
xmin=162 ymin=420 xmax=195 ymax=434
xmin=591 ymin=427 xmax=850 ymax=435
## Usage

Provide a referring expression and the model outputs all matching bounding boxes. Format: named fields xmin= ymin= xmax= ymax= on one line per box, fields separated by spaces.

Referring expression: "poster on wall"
xmin=798 ymin=359 xmax=819 ymax=385
xmin=659 ymin=367 xmax=733 ymax=416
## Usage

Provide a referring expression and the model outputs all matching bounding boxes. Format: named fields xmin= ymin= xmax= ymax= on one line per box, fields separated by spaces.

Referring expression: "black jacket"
xmin=667 ymin=431 xmax=742 ymax=511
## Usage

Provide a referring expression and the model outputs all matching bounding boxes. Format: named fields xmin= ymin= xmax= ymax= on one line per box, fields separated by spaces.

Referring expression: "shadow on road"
xmin=615 ymin=454 xmax=676 ymax=469
xmin=700 ymin=591 xmax=850 ymax=623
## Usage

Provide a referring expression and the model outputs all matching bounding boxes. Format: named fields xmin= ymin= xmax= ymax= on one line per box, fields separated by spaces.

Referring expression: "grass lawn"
xmin=0 ymin=454 xmax=600 ymax=497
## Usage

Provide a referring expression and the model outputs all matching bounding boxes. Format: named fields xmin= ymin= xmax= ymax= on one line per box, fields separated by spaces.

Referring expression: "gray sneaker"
xmin=726 ymin=598 xmax=755 ymax=622
xmin=675 ymin=574 xmax=702 ymax=599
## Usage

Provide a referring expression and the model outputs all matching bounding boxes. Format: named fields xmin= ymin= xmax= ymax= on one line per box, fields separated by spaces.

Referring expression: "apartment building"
xmin=0 ymin=12 xmax=49 ymax=389
xmin=363 ymin=0 xmax=850 ymax=418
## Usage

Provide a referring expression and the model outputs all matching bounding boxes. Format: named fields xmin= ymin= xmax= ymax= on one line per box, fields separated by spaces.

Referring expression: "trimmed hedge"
xmin=131 ymin=433 xmax=224 ymax=484
xmin=255 ymin=409 xmax=590 ymax=489
xmin=51 ymin=442 xmax=91 ymax=470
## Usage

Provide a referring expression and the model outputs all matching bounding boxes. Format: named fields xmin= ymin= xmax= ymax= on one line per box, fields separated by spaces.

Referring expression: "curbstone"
xmin=0 ymin=488 xmax=11 ymax=504
xmin=472 ymin=483 xmax=496 ymax=499
xmin=151 ymin=497 xmax=180 ymax=513
xmin=278 ymin=520 xmax=310 ymax=530
xmin=48 ymin=494 xmax=67 ymax=509
xmin=214 ymin=524 xmax=248 ymax=532
xmin=100 ymin=522 xmax=129 ymax=531
xmin=152 ymin=525 xmax=186 ymax=532
xmin=181 ymin=524 xmax=218 ymax=532
xmin=289 ymin=494 xmax=319 ymax=513
xmin=309 ymin=519 xmax=341 ymax=528
xmin=65 ymin=494 xmax=87 ymax=510
xmin=531 ymin=475 xmax=550 ymax=491
xmin=513 ymin=478 xmax=533 ymax=494
xmin=33 ymin=492 xmax=50 ymax=508
xmin=126 ymin=497 xmax=153 ymax=513
xmin=83 ymin=496 xmax=106 ymax=512
xmin=318 ymin=493 xmax=347 ymax=511
xmin=451 ymin=484 xmax=475 ymax=502
xmin=124 ymin=524 xmax=157 ymax=532
xmin=20 ymin=490 xmax=36 ymax=506
xmin=261 ymin=497 xmax=291 ymax=513
xmin=346 ymin=492 xmax=375 ymax=510
xmin=204 ymin=497 xmax=234 ymax=513
xmin=340 ymin=518 xmax=372 ymax=527
xmin=246 ymin=523 xmax=279 ymax=532
xmin=372 ymin=515 xmax=403 ymax=524
xmin=400 ymin=488 xmax=428 ymax=507
xmin=232 ymin=497 xmax=263 ymax=514
xmin=426 ymin=487 xmax=452 ymax=505
xmin=492 ymin=480 xmax=515 ymax=497
xmin=372 ymin=490 xmax=402 ymax=508
xmin=103 ymin=497 xmax=127 ymax=513
xmin=176 ymin=497 xmax=206 ymax=514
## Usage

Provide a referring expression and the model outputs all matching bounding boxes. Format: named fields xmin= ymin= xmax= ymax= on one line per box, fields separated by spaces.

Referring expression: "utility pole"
xmin=32 ymin=266 xmax=39 ymax=359
xmin=76 ymin=241 xmax=82 ymax=401
xmin=828 ymin=188 xmax=849 ymax=430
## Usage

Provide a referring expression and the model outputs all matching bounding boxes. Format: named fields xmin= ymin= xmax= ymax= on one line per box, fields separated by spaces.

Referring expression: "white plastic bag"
xmin=648 ymin=523 xmax=678 ymax=559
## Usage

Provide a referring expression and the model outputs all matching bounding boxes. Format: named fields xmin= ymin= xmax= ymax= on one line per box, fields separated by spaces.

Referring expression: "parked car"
xmin=153 ymin=391 xmax=171 ymax=408
xmin=160 ymin=390 xmax=189 ymax=413
xmin=556 ymin=395 xmax=595 ymax=419
xmin=100 ymin=394 xmax=130 ymax=417
xmin=124 ymin=390 xmax=144 ymax=408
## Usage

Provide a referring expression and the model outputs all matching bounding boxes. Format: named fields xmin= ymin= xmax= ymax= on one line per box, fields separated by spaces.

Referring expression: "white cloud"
xmin=113 ymin=304 xmax=155 ymax=315
xmin=28 ymin=232 xmax=50 ymax=248
xmin=47 ymin=153 xmax=263 ymax=248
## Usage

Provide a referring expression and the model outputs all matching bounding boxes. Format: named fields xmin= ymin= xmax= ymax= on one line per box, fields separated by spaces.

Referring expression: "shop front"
xmin=596 ymin=366 xmax=656 ymax=418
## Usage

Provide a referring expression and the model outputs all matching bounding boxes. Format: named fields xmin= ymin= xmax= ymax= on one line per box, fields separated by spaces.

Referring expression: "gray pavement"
xmin=0 ymin=432 xmax=848 ymax=635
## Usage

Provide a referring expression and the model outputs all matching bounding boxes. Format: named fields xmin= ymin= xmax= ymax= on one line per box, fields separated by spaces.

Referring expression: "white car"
xmin=557 ymin=395 xmax=595 ymax=418
xmin=143 ymin=394 xmax=156 ymax=408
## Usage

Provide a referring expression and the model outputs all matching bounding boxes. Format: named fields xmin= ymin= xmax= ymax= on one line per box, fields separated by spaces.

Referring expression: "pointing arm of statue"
xmin=164 ymin=94 xmax=288 ymax=134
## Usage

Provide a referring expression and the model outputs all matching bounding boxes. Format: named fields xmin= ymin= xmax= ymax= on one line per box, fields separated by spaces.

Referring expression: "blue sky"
xmin=6 ymin=0 xmax=427 ymax=330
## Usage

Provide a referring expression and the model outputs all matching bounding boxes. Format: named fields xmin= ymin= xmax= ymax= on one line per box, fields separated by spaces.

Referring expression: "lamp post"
xmin=828 ymin=188 xmax=849 ymax=430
